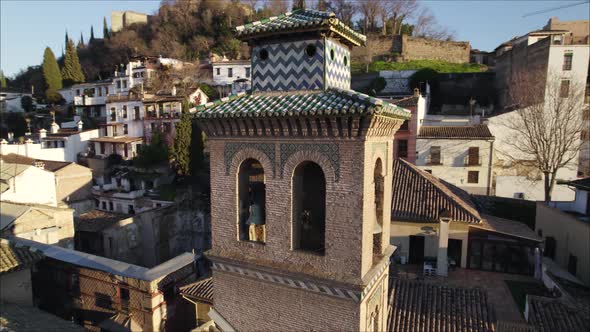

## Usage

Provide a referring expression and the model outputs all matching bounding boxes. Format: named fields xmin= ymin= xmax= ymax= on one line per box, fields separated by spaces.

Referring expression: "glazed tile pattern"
xmin=252 ymin=39 xmax=325 ymax=92
xmin=325 ymin=39 xmax=351 ymax=90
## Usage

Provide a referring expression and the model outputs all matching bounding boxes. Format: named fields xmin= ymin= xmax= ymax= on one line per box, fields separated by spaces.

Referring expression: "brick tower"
xmin=195 ymin=9 xmax=410 ymax=331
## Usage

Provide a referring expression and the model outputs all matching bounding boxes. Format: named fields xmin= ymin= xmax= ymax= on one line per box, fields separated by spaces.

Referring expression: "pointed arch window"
xmin=292 ymin=161 xmax=326 ymax=254
xmin=373 ymin=158 xmax=384 ymax=263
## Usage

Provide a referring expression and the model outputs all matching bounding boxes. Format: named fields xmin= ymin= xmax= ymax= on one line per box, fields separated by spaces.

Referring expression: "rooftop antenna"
xmin=522 ymin=1 xmax=588 ymax=17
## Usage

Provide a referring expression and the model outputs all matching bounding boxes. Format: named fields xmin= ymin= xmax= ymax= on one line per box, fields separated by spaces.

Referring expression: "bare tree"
xmin=328 ymin=0 xmax=354 ymax=26
xmin=413 ymin=7 xmax=454 ymax=40
xmin=263 ymin=0 xmax=289 ymax=15
xmin=380 ymin=0 xmax=419 ymax=36
xmin=499 ymin=71 xmax=585 ymax=201
xmin=358 ymin=0 xmax=379 ymax=33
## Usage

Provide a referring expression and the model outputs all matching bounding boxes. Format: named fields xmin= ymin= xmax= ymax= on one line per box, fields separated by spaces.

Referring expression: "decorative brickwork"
xmin=212 ymin=261 xmax=361 ymax=301
xmin=325 ymin=39 xmax=351 ymax=90
xmin=224 ymin=142 xmax=276 ymax=176
xmin=280 ymin=143 xmax=340 ymax=180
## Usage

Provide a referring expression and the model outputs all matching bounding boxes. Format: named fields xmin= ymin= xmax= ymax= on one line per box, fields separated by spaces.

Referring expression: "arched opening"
xmin=292 ymin=161 xmax=326 ymax=254
xmin=238 ymin=159 xmax=266 ymax=243
xmin=373 ymin=158 xmax=384 ymax=262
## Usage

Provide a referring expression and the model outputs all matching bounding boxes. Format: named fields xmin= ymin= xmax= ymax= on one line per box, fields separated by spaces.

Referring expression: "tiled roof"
xmin=527 ymin=295 xmax=590 ymax=332
xmin=475 ymin=214 xmax=542 ymax=242
xmin=75 ymin=210 xmax=130 ymax=232
xmin=391 ymin=158 xmax=482 ymax=224
xmin=0 ymin=302 xmax=84 ymax=331
xmin=0 ymin=201 xmax=32 ymax=230
xmin=194 ymin=89 xmax=410 ymax=120
xmin=391 ymin=96 xmax=418 ymax=108
xmin=180 ymin=277 xmax=213 ymax=304
xmin=0 ymin=154 xmax=71 ymax=172
xmin=567 ymin=177 xmax=590 ymax=191
xmin=418 ymin=125 xmax=494 ymax=139
xmin=89 ymin=136 xmax=143 ymax=144
xmin=0 ymin=240 xmax=43 ymax=275
xmin=235 ymin=9 xmax=366 ymax=46
xmin=388 ymin=278 xmax=495 ymax=332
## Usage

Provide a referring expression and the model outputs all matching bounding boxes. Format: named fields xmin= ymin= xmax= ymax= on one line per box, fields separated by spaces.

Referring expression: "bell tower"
xmin=195 ymin=9 xmax=410 ymax=331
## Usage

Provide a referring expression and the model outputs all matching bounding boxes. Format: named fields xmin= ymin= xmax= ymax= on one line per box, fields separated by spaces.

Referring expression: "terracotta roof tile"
xmin=388 ymin=278 xmax=495 ymax=332
xmin=75 ymin=210 xmax=130 ymax=232
xmin=391 ymin=158 xmax=482 ymax=224
xmin=391 ymin=96 xmax=418 ymax=108
xmin=527 ymin=295 xmax=590 ymax=332
xmin=418 ymin=125 xmax=494 ymax=139
xmin=0 ymin=240 xmax=44 ymax=275
xmin=180 ymin=277 xmax=213 ymax=304
xmin=1 ymin=154 xmax=71 ymax=172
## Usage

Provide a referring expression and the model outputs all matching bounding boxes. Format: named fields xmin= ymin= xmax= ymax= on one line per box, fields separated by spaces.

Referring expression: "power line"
xmin=522 ymin=1 xmax=589 ymax=17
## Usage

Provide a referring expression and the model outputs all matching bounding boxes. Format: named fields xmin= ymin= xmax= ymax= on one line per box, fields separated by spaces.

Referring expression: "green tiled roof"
xmin=235 ymin=9 xmax=366 ymax=46
xmin=194 ymin=89 xmax=411 ymax=120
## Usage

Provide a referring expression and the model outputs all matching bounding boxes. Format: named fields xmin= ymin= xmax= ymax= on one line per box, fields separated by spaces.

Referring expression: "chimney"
xmin=39 ymin=129 xmax=47 ymax=139
xmin=414 ymin=88 xmax=420 ymax=97
xmin=7 ymin=132 xmax=14 ymax=142
xmin=50 ymin=121 xmax=60 ymax=134
xmin=34 ymin=161 xmax=45 ymax=169
xmin=171 ymin=86 xmax=177 ymax=96
xmin=437 ymin=209 xmax=452 ymax=277
xmin=77 ymin=120 xmax=84 ymax=131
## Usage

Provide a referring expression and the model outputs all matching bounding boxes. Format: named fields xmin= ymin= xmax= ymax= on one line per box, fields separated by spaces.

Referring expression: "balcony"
xmin=92 ymin=185 xmax=145 ymax=199
xmin=464 ymin=155 xmax=482 ymax=166
xmin=74 ymin=95 xmax=106 ymax=106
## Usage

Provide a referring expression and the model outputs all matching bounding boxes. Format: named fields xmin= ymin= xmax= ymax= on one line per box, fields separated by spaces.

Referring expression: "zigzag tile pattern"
xmin=325 ymin=39 xmax=351 ymax=90
xmin=252 ymin=39 xmax=325 ymax=92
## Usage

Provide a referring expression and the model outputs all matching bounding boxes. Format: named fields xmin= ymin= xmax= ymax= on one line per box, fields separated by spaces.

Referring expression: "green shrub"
xmin=352 ymin=60 xmax=486 ymax=74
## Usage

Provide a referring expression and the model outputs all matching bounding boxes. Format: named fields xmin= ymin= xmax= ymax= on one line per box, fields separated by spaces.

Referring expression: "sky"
xmin=1 ymin=0 xmax=589 ymax=77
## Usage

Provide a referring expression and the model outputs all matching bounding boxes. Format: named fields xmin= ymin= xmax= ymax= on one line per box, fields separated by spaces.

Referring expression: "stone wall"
xmin=351 ymin=34 xmax=470 ymax=64
xmin=400 ymin=35 xmax=470 ymax=63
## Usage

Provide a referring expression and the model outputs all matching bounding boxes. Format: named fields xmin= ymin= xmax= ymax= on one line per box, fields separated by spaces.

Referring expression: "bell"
xmin=246 ymin=201 xmax=265 ymax=225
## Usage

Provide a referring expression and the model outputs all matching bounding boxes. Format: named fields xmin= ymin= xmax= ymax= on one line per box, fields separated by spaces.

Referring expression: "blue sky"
xmin=1 ymin=0 xmax=589 ymax=77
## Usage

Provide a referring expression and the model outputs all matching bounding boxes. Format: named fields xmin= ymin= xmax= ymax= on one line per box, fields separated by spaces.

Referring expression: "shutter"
xmin=468 ymin=147 xmax=479 ymax=165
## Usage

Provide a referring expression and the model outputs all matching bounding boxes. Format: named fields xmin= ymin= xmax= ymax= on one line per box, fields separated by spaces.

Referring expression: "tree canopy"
xmin=0 ymin=70 xmax=7 ymax=88
xmin=41 ymin=47 xmax=63 ymax=103
xmin=134 ymin=132 xmax=170 ymax=168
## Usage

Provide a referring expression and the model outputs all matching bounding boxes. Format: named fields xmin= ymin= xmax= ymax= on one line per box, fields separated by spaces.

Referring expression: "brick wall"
xmin=213 ymin=269 xmax=360 ymax=331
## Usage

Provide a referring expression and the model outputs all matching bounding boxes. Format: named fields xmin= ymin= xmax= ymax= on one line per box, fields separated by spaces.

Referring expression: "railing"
xmin=74 ymin=95 xmax=106 ymax=105
xmin=464 ymin=155 xmax=482 ymax=166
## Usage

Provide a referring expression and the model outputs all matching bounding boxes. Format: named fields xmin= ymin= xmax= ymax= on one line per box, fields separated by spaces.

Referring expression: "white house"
xmin=415 ymin=125 xmax=495 ymax=195
xmin=212 ymin=59 xmax=251 ymax=96
xmin=0 ymin=92 xmax=35 ymax=113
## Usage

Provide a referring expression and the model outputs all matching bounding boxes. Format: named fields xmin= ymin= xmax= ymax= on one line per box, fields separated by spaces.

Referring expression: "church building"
xmin=194 ymin=9 xmax=410 ymax=331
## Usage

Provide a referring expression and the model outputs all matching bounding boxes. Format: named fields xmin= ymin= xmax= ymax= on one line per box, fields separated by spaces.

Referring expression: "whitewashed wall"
xmin=1 ymin=166 xmax=57 ymax=206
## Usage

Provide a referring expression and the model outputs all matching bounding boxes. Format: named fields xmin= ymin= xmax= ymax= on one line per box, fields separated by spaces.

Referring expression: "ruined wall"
xmin=400 ymin=35 xmax=470 ymax=63
xmin=351 ymin=34 xmax=470 ymax=64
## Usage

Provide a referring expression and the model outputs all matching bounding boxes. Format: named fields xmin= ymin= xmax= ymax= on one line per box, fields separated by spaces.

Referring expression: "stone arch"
xmin=228 ymin=147 xmax=275 ymax=179
xmin=282 ymin=149 xmax=337 ymax=186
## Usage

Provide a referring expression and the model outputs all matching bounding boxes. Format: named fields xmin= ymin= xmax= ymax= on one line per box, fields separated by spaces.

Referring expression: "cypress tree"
xmin=78 ymin=32 xmax=85 ymax=48
xmin=103 ymin=17 xmax=110 ymax=39
xmin=90 ymin=26 xmax=95 ymax=42
xmin=65 ymin=30 xmax=69 ymax=46
xmin=62 ymin=39 xmax=85 ymax=86
xmin=42 ymin=47 xmax=62 ymax=103
xmin=0 ymin=70 xmax=7 ymax=89
xmin=171 ymin=112 xmax=193 ymax=176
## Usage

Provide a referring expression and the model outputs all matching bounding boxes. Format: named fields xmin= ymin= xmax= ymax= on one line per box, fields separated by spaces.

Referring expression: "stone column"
xmin=437 ymin=210 xmax=452 ymax=277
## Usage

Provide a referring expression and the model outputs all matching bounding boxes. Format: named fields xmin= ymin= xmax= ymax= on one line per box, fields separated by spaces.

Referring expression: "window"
xmin=76 ymin=89 xmax=80 ymax=96
xmin=560 ymin=80 xmax=570 ymax=98
xmin=134 ymin=106 xmax=140 ymax=120
xmin=216 ymin=68 xmax=220 ymax=75
xmin=373 ymin=159 xmax=384 ymax=263
xmin=123 ymin=80 xmax=128 ymax=89
xmin=344 ymin=56 xmax=348 ymax=66
xmin=330 ymin=48 xmax=335 ymax=61
xmin=563 ymin=53 xmax=573 ymax=71
xmin=397 ymin=140 xmax=408 ymax=158
xmin=568 ymin=254 xmax=577 ymax=276
xmin=228 ymin=68 xmax=233 ymax=78
xmin=105 ymin=87 xmax=109 ymax=95
xmin=467 ymin=171 xmax=479 ymax=183
xmin=123 ymin=124 xmax=128 ymax=135
xmin=119 ymin=287 xmax=130 ymax=301
xmin=305 ymin=44 xmax=317 ymax=57
xmin=117 ymin=81 xmax=121 ymax=89
xmin=101 ymin=201 xmax=106 ymax=210
xmin=109 ymin=202 xmax=114 ymax=211
xmin=122 ymin=106 xmax=127 ymax=118
xmin=98 ymin=88 xmax=103 ymax=97
xmin=292 ymin=161 xmax=326 ymax=254
xmin=467 ymin=147 xmax=480 ymax=166
xmin=428 ymin=146 xmax=441 ymax=165
xmin=238 ymin=159 xmax=266 ymax=243
xmin=245 ymin=67 xmax=251 ymax=78
xmin=259 ymin=48 xmax=269 ymax=60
